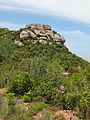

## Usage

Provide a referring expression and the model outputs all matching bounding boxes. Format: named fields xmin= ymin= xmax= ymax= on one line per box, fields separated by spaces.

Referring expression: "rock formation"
xmin=15 ymin=24 xmax=65 ymax=47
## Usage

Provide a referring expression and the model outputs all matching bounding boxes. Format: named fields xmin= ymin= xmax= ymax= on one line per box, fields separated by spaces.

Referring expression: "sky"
xmin=0 ymin=0 xmax=90 ymax=61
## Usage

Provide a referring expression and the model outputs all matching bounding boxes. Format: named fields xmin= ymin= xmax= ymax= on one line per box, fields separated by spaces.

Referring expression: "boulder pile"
xmin=14 ymin=24 xmax=65 ymax=47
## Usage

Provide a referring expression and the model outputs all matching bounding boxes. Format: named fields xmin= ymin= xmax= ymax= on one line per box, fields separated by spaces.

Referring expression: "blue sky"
xmin=0 ymin=0 xmax=90 ymax=61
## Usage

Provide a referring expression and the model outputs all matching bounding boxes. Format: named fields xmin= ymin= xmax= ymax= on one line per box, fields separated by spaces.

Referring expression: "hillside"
xmin=0 ymin=24 xmax=90 ymax=120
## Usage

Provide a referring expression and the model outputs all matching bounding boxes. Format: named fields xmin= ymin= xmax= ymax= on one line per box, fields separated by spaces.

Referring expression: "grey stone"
xmin=20 ymin=30 xmax=29 ymax=39
xmin=34 ymin=29 xmax=41 ymax=35
xmin=40 ymin=36 xmax=47 ymax=40
xmin=14 ymin=40 xmax=20 ymax=45
xmin=31 ymin=40 xmax=37 ymax=44
xmin=14 ymin=40 xmax=24 ymax=47
xmin=53 ymin=38 xmax=60 ymax=42
xmin=39 ymin=33 xmax=47 ymax=37
xmin=46 ymin=30 xmax=54 ymax=39
xmin=18 ymin=42 xmax=24 ymax=47
xmin=28 ymin=30 xmax=37 ymax=38
xmin=25 ymin=24 xmax=51 ymax=30
xmin=43 ymin=24 xmax=51 ymax=30
xmin=60 ymin=36 xmax=65 ymax=44
xmin=54 ymin=33 xmax=61 ymax=39
xmin=56 ymin=41 xmax=62 ymax=45
xmin=39 ymin=39 xmax=47 ymax=45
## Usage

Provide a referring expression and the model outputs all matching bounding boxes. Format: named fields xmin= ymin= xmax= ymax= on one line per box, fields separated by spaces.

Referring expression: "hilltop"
xmin=0 ymin=24 xmax=90 ymax=120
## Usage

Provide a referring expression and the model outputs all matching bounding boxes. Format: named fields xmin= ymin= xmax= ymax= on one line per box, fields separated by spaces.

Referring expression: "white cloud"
xmin=0 ymin=22 xmax=24 ymax=30
xmin=0 ymin=0 xmax=90 ymax=23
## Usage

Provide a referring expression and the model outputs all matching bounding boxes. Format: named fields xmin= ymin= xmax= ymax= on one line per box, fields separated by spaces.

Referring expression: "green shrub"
xmin=27 ymin=102 xmax=48 ymax=117
xmin=9 ymin=71 xmax=32 ymax=95
xmin=6 ymin=93 xmax=16 ymax=114
xmin=0 ymin=37 xmax=14 ymax=61
xmin=23 ymin=90 xmax=33 ymax=102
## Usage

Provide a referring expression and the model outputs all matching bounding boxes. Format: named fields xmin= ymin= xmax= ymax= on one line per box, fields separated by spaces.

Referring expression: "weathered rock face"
xmin=20 ymin=30 xmax=29 ymax=39
xmin=19 ymin=24 xmax=65 ymax=46
xmin=25 ymin=24 xmax=51 ymax=30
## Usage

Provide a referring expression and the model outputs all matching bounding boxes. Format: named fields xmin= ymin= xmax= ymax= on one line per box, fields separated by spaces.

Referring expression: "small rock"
xmin=14 ymin=40 xmax=24 ymax=47
xmin=40 ymin=36 xmax=47 ymax=40
xmin=49 ymin=42 xmax=52 ymax=45
xmin=63 ymin=72 xmax=71 ymax=78
xmin=14 ymin=40 xmax=20 ymax=45
xmin=56 ymin=41 xmax=62 ymax=45
xmin=18 ymin=42 xmax=24 ymax=47
xmin=31 ymin=40 xmax=37 ymax=44
xmin=39 ymin=39 xmax=47 ymax=45
xmin=54 ymin=33 xmax=61 ymax=39
xmin=53 ymin=38 xmax=60 ymax=42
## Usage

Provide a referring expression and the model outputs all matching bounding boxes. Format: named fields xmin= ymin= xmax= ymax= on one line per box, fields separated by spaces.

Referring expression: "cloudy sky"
xmin=0 ymin=0 xmax=90 ymax=61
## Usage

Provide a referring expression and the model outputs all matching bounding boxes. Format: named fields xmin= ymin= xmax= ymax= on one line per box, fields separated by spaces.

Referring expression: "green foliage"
xmin=9 ymin=71 xmax=32 ymax=95
xmin=0 ymin=38 xmax=14 ymax=60
xmin=6 ymin=93 xmax=16 ymax=114
xmin=27 ymin=102 xmax=48 ymax=117
xmin=23 ymin=90 xmax=33 ymax=102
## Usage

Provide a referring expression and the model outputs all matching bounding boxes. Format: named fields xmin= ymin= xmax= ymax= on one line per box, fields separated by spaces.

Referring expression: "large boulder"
xmin=34 ymin=29 xmax=41 ymax=35
xmin=18 ymin=42 xmax=24 ymax=47
xmin=53 ymin=33 xmax=65 ymax=44
xmin=14 ymin=40 xmax=24 ymax=47
xmin=54 ymin=33 xmax=61 ymax=39
xmin=46 ymin=30 xmax=54 ymax=39
xmin=14 ymin=40 xmax=20 ymax=45
xmin=28 ymin=30 xmax=37 ymax=38
xmin=60 ymin=36 xmax=65 ymax=44
xmin=20 ymin=30 xmax=29 ymax=39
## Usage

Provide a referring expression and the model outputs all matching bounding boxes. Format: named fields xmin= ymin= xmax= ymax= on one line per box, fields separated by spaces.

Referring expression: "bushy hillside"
xmin=0 ymin=24 xmax=90 ymax=120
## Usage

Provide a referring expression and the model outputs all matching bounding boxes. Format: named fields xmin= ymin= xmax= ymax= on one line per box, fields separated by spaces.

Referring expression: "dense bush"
xmin=9 ymin=71 xmax=32 ymax=95
xmin=27 ymin=102 xmax=48 ymax=117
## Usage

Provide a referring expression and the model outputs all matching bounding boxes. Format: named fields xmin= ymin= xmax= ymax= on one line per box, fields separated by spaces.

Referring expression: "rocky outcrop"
xmin=19 ymin=24 xmax=65 ymax=46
